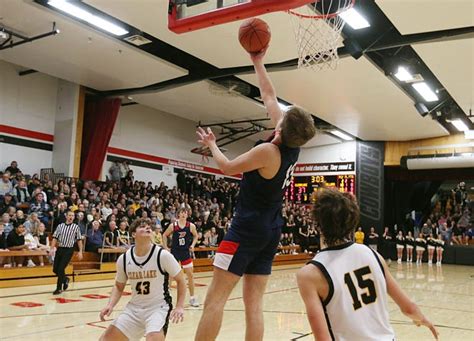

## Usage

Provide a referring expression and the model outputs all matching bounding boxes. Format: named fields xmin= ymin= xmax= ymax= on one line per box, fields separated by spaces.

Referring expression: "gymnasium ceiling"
xmin=0 ymin=0 xmax=473 ymax=149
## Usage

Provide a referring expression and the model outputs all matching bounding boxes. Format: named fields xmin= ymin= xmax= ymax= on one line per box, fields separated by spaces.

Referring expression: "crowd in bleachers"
xmin=2 ymin=159 xmax=470 ymax=268
xmin=0 ymin=160 xmax=317 ymax=268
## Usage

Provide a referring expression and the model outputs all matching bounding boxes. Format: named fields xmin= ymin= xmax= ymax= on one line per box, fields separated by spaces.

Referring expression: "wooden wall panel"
xmin=385 ymin=134 xmax=471 ymax=166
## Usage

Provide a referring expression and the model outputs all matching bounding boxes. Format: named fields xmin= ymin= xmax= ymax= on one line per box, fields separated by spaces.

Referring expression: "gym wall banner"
xmin=356 ymin=142 xmax=384 ymax=232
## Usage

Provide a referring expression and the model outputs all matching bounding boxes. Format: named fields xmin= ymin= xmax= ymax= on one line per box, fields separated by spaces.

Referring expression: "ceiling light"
xmin=278 ymin=102 xmax=289 ymax=111
xmin=395 ymin=66 xmax=414 ymax=82
xmin=339 ymin=8 xmax=370 ymax=30
xmin=412 ymin=82 xmax=438 ymax=102
xmin=48 ymin=0 xmax=128 ymax=36
xmin=451 ymin=119 xmax=469 ymax=132
xmin=465 ymin=130 xmax=474 ymax=139
xmin=414 ymin=102 xmax=429 ymax=117
xmin=330 ymin=130 xmax=353 ymax=141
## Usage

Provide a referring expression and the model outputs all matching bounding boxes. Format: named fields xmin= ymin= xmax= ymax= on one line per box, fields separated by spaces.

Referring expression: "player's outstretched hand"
xmin=413 ymin=316 xmax=439 ymax=340
xmin=99 ymin=306 xmax=113 ymax=322
xmin=170 ymin=306 xmax=184 ymax=324
xmin=196 ymin=127 xmax=216 ymax=147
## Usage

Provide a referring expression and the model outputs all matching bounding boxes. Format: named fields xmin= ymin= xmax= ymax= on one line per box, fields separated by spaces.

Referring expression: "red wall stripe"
xmin=0 ymin=124 xmax=54 ymax=142
xmin=107 ymin=146 xmax=241 ymax=178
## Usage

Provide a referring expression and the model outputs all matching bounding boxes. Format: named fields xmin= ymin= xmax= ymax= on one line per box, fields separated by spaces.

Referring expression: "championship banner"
xmin=356 ymin=142 xmax=384 ymax=231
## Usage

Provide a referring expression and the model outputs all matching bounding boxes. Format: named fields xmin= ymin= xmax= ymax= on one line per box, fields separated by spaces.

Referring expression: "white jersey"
xmin=311 ymin=242 xmax=395 ymax=341
xmin=115 ymin=244 xmax=181 ymax=310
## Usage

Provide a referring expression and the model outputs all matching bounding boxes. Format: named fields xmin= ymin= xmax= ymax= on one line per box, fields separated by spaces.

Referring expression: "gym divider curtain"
xmin=80 ymin=97 xmax=121 ymax=180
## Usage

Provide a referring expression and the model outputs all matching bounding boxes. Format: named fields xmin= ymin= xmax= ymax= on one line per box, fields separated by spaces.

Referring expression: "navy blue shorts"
xmin=213 ymin=208 xmax=282 ymax=276
xmin=171 ymin=249 xmax=193 ymax=268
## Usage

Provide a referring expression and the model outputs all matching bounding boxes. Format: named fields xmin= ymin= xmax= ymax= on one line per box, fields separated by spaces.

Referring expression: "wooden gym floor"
xmin=0 ymin=263 xmax=472 ymax=340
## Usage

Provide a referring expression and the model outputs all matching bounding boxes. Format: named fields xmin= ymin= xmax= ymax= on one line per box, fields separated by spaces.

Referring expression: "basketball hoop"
xmin=287 ymin=0 xmax=355 ymax=71
xmin=191 ymin=146 xmax=211 ymax=164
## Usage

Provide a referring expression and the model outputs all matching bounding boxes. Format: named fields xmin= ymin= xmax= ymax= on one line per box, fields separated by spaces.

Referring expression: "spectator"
xmin=104 ymin=221 xmax=118 ymax=248
xmin=76 ymin=211 xmax=87 ymax=237
xmin=14 ymin=179 xmax=30 ymax=207
xmin=33 ymin=223 xmax=50 ymax=266
xmin=2 ymin=213 xmax=14 ymax=238
xmin=368 ymin=227 xmax=379 ymax=251
xmin=209 ymin=227 xmax=218 ymax=247
xmin=177 ymin=169 xmax=186 ymax=194
xmin=6 ymin=224 xmax=29 ymax=267
xmin=421 ymin=223 xmax=431 ymax=239
xmin=151 ymin=225 xmax=162 ymax=246
xmin=116 ymin=221 xmax=130 ymax=247
xmin=86 ymin=221 xmax=104 ymax=252
xmin=14 ymin=210 xmax=26 ymax=227
xmin=0 ymin=223 xmax=9 ymax=267
xmin=108 ymin=161 xmax=121 ymax=182
xmin=354 ymin=226 xmax=365 ymax=244
xmin=0 ymin=193 xmax=16 ymax=215
xmin=0 ymin=173 xmax=13 ymax=197
xmin=5 ymin=161 xmax=21 ymax=177
xmin=381 ymin=226 xmax=393 ymax=261
xmin=29 ymin=193 xmax=51 ymax=225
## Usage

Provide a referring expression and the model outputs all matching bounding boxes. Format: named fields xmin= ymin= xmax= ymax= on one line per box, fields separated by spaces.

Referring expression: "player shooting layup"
xmin=194 ymin=47 xmax=316 ymax=341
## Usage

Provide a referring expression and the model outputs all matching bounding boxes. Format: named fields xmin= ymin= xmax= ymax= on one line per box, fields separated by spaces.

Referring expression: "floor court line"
xmin=0 ymin=266 xmax=302 ymax=299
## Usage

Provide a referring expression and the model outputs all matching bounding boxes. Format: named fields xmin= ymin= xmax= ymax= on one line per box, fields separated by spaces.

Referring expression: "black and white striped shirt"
xmin=53 ymin=223 xmax=82 ymax=248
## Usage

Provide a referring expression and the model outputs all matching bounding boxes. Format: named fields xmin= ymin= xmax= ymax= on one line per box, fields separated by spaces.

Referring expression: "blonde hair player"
xmin=99 ymin=218 xmax=186 ymax=341
xmin=297 ymin=189 xmax=438 ymax=340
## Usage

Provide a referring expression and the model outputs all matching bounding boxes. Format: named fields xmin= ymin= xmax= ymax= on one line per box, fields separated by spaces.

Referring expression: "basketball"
xmin=238 ymin=18 xmax=271 ymax=53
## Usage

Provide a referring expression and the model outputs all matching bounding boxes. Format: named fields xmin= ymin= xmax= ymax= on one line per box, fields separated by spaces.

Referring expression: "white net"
xmin=288 ymin=0 xmax=354 ymax=71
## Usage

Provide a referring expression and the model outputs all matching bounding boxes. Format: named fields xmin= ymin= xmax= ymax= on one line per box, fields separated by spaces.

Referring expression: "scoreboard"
xmin=286 ymin=174 xmax=355 ymax=203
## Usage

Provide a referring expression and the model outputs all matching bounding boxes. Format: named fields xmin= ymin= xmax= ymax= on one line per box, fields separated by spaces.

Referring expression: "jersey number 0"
xmin=344 ymin=266 xmax=377 ymax=310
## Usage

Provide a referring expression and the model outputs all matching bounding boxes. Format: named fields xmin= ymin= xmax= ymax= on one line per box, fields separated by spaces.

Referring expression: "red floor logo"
xmin=81 ymin=294 xmax=109 ymax=299
xmin=51 ymin=298 xmax=82 ymax=304
xmin=11 ymin=302 xmax=44 ymax=308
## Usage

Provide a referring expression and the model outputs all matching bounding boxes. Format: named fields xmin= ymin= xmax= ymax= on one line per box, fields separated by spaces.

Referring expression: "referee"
xmin=50 ymin=210 xmax=83 ymax=295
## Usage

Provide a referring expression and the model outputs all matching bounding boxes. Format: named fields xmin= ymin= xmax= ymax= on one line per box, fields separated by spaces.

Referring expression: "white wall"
xmin=299 ymin=141 xmax=357 ymax=164
xmin=52 ymin=80 xmax=80 ymax=176
xmin=103 ymin=104 xmax=254 ymax=186
xmin=0 ymin=60 xmax=57 ymax=134
xmin=0 ymin=60 xmax=57 ymax=174
xmin=1 ymin=144 xmax=53 ymax=177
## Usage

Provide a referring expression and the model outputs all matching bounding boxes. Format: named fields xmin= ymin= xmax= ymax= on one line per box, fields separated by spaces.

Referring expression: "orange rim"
xmin=287 ymin=0 xmax=355 ymax=19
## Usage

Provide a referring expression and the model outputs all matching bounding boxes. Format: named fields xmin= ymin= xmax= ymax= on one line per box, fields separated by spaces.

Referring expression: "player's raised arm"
xmin=196 ymin=128 xmax=277 ymax=175
xmin=250 ymin=48 xmax=283 ymax=126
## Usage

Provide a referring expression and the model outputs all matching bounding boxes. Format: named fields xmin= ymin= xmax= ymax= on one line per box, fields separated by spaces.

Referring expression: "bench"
xmin=0 ymin=250 xmax=48 ymax=257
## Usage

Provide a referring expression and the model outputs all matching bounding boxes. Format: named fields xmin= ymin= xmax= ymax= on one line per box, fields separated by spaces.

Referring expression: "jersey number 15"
xmin=344 ymin=266 xmax=377 ymax=310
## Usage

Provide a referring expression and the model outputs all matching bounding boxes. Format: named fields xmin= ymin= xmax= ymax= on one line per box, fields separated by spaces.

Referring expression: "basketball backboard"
xmin=168 ymin=0 xmax=314 ymax=33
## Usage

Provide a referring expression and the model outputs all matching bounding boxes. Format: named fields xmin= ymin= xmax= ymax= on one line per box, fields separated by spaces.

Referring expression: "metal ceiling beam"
xmin=0 ymin=24 xmax=60 ymax=51
xmin=100 ymin=26 xmax=473 ymax=98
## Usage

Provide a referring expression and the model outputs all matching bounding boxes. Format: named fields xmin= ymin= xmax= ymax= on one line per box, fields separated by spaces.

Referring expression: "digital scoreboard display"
xmin=285 ymin=175 xmax=355 ymax=203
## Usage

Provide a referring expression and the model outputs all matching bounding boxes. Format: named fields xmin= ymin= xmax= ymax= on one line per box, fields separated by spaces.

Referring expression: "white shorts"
xmin=396 ymin=245 xmax=404 ymax=249
xmin=427 ymin=245 xmax=435 ymax=250
xmin=436 ymin=247 xmax=444 ymax=251
xmin=416 ymin=246 xmax=425 ymax=252
xmin=112 ymin=304 xmax=170 ymax=340
xmin=406 ymin=245 xmax=414 ymax=250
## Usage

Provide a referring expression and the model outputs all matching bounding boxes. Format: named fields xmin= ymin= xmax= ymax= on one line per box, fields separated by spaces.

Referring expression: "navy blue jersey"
xmin=171 ymin=221 xmax=192 ymax=251
xmin=236 ymin=135 xmax=300 ymax=211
